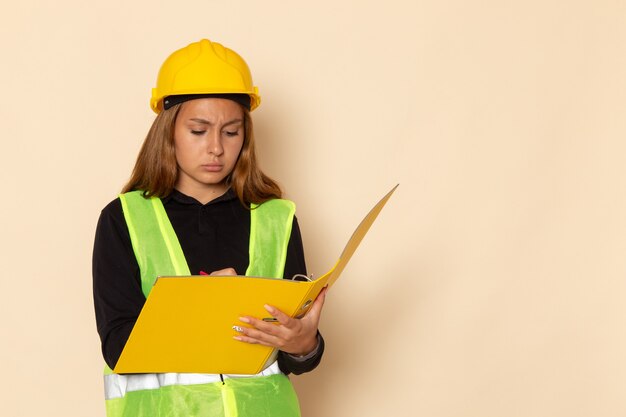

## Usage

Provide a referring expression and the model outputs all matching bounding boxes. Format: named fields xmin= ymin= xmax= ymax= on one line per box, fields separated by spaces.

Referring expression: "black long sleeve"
xmin=93 ymin=189 xmax=323 ymax=375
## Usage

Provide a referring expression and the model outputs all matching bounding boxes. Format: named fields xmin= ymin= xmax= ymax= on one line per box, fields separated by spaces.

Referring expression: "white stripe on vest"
xmin=104 ymin=360 xmax=283 ymax=400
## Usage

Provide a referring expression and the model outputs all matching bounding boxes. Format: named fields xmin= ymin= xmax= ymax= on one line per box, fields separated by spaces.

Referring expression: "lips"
xmin=201 ymin=163 xmax=223 ymax=172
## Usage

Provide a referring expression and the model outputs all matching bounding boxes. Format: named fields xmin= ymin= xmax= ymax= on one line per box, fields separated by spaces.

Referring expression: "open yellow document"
xmin=113 ymin=184 xmax=398 ymax=375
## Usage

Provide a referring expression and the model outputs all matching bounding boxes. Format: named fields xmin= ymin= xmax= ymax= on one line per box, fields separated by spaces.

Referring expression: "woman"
xmin=93 ymin=39 xmax=325 ymax=417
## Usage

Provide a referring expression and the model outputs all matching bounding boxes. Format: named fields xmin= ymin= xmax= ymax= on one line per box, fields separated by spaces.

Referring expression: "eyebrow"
xmin=189 ymin=118 xmax=243 ymax=127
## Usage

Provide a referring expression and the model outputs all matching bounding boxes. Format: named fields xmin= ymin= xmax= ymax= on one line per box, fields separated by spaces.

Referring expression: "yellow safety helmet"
xmin=150 ymin=39 xmax=261 ymax=113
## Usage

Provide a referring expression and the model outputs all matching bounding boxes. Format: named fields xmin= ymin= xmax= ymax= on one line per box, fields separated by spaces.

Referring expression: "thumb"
xmin=305 ymin=286 xmax=328 ymax=321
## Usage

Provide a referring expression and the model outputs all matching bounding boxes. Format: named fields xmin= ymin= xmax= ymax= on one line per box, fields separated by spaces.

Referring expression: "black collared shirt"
xmin=93 ymin=189 xmax=323 ymax=375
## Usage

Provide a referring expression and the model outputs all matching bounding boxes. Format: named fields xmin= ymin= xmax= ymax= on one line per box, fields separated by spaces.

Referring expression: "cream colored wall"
xmin=1 ymin=1 xmax=625 ymax=416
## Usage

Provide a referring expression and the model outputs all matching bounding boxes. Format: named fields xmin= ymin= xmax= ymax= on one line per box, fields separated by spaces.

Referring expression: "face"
xmin=173 ymin=98 xmax=245 ymax=202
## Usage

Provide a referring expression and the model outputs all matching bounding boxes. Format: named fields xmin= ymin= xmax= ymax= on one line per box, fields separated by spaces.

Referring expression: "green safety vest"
xmin=103 ymin=191 xmax=301 ymax=417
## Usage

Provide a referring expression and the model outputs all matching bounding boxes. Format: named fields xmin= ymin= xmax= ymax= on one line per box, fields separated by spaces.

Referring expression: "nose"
xmin=206 ymin=130 xmax=223 ymax=156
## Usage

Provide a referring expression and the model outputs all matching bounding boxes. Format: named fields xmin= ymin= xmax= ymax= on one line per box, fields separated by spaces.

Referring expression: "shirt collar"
xmin=163 ymin=188 xmax=238 ymax=206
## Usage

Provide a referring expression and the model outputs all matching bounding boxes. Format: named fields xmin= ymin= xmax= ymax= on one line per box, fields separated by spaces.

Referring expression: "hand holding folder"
xmin=234 ymin=285 xmax=328 ymax=357
xmin=113 ymin=184 xmax=398 ymax=375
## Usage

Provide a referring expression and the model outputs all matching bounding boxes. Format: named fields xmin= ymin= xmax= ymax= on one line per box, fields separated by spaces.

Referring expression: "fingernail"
xmin=233 ymin=336 xmax=242 ymax=341
xmin=239 ymin=317 xmax=250 ymax=323
xmin=264 ymin=304 xmax=275 ymax=313
xmin=232 ymin=326 xmax=244 ymax=332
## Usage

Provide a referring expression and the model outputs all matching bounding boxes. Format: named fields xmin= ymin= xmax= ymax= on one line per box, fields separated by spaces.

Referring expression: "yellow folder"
xmin=113 ymin=184 xmax=398 ymax=375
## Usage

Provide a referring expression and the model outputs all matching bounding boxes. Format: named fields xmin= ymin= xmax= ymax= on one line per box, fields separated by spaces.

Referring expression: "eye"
xmin=190 ymin=130 xmax=205 ymax=135
xmin=224 ymin=130 xmax=240 ymax=137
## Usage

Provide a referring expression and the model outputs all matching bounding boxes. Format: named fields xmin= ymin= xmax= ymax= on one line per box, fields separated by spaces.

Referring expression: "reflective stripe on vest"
xmin=104 ymin=191 xmax=297 ymax=416
xmin=104 ymin=361 xmax=283 ymax=400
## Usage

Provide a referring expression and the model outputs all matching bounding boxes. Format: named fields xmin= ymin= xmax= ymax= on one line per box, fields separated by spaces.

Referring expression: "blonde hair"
xmin=122 ymin=103 xmax=282 ymax=205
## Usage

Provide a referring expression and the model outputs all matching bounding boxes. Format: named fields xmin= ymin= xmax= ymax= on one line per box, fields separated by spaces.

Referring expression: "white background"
xmin=1 ymin=1 xmax=625 ymax=416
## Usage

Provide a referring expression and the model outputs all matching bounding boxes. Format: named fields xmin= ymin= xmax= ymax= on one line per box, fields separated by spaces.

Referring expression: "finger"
xmin=233 ymin=326 xmax=284 ymax=348
xmin=210 ymin=267 xmax=237 ymax=276
xmin=263 ymin=304 xmax=295 ymax=327
xmin=317 ymin=286 xmax=328 ymax=304
xmin=239 ymin=316 xmax=284 ymax=336
xmin=303 ymin=286 xmax=328 ymax=322
xmin=236 ymin=317 xmax=303 ymax=347
xmin=233 ymin=334 xmax=280 ymax=348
